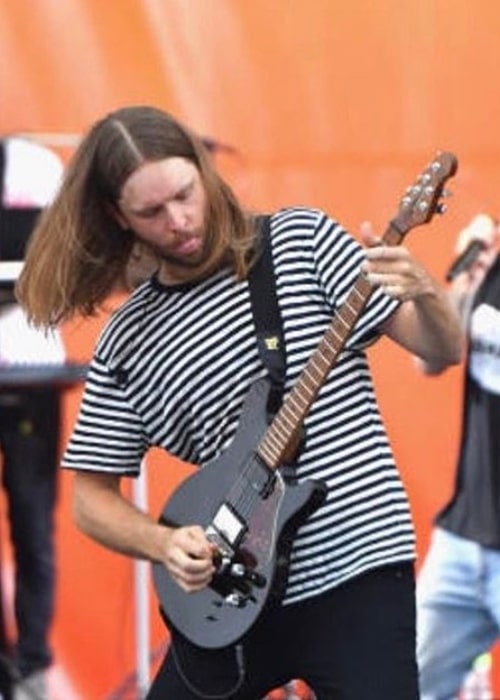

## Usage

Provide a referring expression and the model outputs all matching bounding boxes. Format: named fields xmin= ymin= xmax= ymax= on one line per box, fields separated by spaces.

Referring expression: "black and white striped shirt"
xmin=63 ymin=207 xmax=416 ymax=603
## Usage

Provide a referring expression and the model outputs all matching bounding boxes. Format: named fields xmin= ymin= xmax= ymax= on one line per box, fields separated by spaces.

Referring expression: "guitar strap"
xmin=248 ymin=214 xmax=286 ymax=414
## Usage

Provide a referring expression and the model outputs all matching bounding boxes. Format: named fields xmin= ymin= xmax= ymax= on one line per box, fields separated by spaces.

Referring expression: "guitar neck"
xmin=255 ymin=149 xmax=458 ymax=471
xmin=256 ymin=221 xmax=405 ymax=470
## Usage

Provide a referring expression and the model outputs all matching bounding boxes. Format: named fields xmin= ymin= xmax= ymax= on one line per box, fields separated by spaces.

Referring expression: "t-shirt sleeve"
xmin=62 ymin=353 xmax=148 ymax=475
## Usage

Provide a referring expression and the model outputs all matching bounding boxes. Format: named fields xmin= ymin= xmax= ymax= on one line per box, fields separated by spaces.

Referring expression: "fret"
xmin=335 ymin=313 xmax=352 ymax=331
xmin=322 ymin=336 xmax=337 ymax=356
xmin=343 ymin=298 xmax=359 ymax=317
xmin=274 ymin=410 xmax=295 ymax=433
xmin=268 ymin=418 xmax=290 ymax=446
xmin=307 ymin=356 xmax=327 ymax=380
xmin=315 ymin=350 xmax=332 ymax=372
xmin=300 ymin=372 xmax=317 ymax=394
xmin=258 ymin=440 xmax=280 ymax=467
xmin=280 ymin=395 xmax=303 ymax=425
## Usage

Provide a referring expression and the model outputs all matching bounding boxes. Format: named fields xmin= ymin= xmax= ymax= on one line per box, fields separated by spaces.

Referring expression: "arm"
xmin=415 ymin=214 xmax=500 ymax=375
xmin=360 ymin=222 xmax=464 ymax=369
xmin=73 ymin=470 xmax=216 ymax=592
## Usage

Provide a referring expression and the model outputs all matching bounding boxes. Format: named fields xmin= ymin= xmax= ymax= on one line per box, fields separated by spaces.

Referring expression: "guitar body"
xmin=152 ymin=377 xmax=327 ymax=649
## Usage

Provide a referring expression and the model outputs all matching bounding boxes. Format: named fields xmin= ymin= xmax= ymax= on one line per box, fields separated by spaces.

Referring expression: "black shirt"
xmin=438 ymin=255 xmax=500 ymax=548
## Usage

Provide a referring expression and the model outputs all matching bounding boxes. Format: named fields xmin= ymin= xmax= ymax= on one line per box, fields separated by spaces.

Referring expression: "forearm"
xmin=416 ymin=213 xmax=500 ymax=374
xmin=384 ymin=278 xmax=464 ymax=370
xmin=72 ymin=469 xmax=216 ymax=591
xmin=73 ymin=471 xmax=170 ymax=563
xmin=414 ymin=278 xmax=473 ymax=375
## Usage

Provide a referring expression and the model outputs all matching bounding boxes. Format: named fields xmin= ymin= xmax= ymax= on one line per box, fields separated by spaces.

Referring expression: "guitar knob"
xmin=246 ymin=570 xmax=266 ymax=587
xmin=225 ymin=592 xmax=247 ymax=608
xmin=214 ymin=554 xmax=232 ymax=574
xmin=230 ymin=563 xmax=246 ymax=578
xmin=229 ymin=563 xmax=266 ymax=587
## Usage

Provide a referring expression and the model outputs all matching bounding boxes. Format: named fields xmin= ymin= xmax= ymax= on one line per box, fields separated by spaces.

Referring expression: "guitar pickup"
xmin=206 ymin=502 xmax=247 ymax=557
xmin=254 ymin=454 xmax=277 ymax=498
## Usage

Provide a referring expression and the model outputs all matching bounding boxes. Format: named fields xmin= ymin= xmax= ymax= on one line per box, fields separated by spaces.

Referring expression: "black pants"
xmin=147 ymin=563 xmax=420 ymax=700
xmin=0 ymin=387 xmax=60 ymax=679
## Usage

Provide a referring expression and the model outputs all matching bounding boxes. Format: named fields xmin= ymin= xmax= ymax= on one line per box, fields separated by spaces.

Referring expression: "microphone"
xmin=445 ymin=240 xmax=486 ymax=282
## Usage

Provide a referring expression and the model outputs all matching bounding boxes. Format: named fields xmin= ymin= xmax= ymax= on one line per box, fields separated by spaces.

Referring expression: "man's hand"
xmin=161 ymin=524 xmax=217 ymax=592
xmin=360 ymin=221 xmax=434 ymax=302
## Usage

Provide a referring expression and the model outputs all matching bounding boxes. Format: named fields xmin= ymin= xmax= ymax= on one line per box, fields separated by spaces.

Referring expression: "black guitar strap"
xmin=248 ymin=214 xmax=286 ymax=414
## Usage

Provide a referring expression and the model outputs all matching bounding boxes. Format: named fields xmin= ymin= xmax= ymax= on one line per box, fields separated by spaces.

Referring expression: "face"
xmin=117 ymin=157 xmax=208 ymax=283
xmin=456 ymin=214 xmax=500 ymax=286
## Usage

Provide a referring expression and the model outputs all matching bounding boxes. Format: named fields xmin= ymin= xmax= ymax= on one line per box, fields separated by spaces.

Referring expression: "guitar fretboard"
xmin=257 ymin=271 xmax=373 ymax=469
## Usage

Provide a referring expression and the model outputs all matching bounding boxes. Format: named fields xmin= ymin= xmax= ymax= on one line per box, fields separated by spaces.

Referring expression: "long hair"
xmin=16 ymin=106 xmax=254 ymax=327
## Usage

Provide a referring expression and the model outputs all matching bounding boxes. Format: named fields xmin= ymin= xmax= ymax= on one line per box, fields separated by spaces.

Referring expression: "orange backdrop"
xmin=2 ymin=1 xmax=500 ymax=697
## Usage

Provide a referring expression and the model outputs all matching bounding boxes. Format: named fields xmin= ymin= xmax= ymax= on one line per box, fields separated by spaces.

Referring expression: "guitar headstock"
xmin=389 ymin=151 xmax=458 ymax=240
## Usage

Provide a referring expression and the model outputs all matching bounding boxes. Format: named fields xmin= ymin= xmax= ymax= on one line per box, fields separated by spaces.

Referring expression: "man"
xmin=417 ymin=213 xmax=500 ymax=700
xmin=0 ymin=136 xmax=64 ymax=700
xmin=16 ymin=105 xmax=463 ymax=699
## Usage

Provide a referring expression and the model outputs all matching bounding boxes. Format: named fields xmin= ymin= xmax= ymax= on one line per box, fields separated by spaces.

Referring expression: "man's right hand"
xmin=161 ymin=524 xmax=217 ymax=592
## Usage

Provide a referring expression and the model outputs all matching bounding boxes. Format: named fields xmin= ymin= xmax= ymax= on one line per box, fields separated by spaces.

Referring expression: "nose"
xmin=165 ymin=203 xmax=188 ymax=233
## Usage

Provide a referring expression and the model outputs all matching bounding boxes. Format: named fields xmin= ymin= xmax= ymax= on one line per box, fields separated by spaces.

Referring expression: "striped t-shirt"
xmin=62 ymin=206 xmax=416 ymax=604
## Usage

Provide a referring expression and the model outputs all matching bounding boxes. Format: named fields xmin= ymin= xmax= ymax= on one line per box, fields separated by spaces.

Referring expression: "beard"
xmin=153 ymin=227 xmax=223 ymax=283
xmin=156 ymin=236 xmax=207 ymax=269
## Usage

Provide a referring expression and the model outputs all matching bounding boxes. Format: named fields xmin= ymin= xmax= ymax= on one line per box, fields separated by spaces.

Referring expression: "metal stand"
xmin=132 ymin=467 xmax=150 ymax=699
xmin=0 ymin=548 xmax=13 ymax=700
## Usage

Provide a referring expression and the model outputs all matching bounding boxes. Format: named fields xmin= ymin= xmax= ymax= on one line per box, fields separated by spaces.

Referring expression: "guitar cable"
xmin=171 ymin=638 xmax=246 ymax=699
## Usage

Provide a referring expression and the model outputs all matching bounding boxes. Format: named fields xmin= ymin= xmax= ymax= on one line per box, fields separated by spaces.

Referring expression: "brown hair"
xmin=16 ymin=105 xmax=254 ymax=327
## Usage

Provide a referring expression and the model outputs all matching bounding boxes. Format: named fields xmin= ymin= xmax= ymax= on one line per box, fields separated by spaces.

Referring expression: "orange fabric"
xmin=1 ymin=0 xmax=500 ymax=695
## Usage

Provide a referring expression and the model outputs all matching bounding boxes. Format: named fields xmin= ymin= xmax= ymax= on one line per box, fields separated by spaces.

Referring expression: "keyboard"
xmin=0 ymin=363 xmax=88 ymax=387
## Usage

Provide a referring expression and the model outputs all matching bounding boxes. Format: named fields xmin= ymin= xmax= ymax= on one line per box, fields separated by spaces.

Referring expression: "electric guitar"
xmin=152 ymin=151 xmax=458 ymax=649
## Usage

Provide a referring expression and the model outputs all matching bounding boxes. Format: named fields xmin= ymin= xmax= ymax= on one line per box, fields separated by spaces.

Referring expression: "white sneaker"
xmin=13 ymin=671 xmax=49 ymax=700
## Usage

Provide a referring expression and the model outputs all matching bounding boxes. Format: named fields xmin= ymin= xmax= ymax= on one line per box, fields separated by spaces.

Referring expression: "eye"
xmin=175 ymin=183 xmax=193 ymax=202
xmin=139 ymin=205 xmax=163 ymax=219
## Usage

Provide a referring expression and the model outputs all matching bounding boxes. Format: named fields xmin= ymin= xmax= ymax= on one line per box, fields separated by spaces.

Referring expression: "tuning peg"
xmin=441 ymin=188 xmax=453 ymax=198
xmin=435 ymin=202 xmax=448 ymax=215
